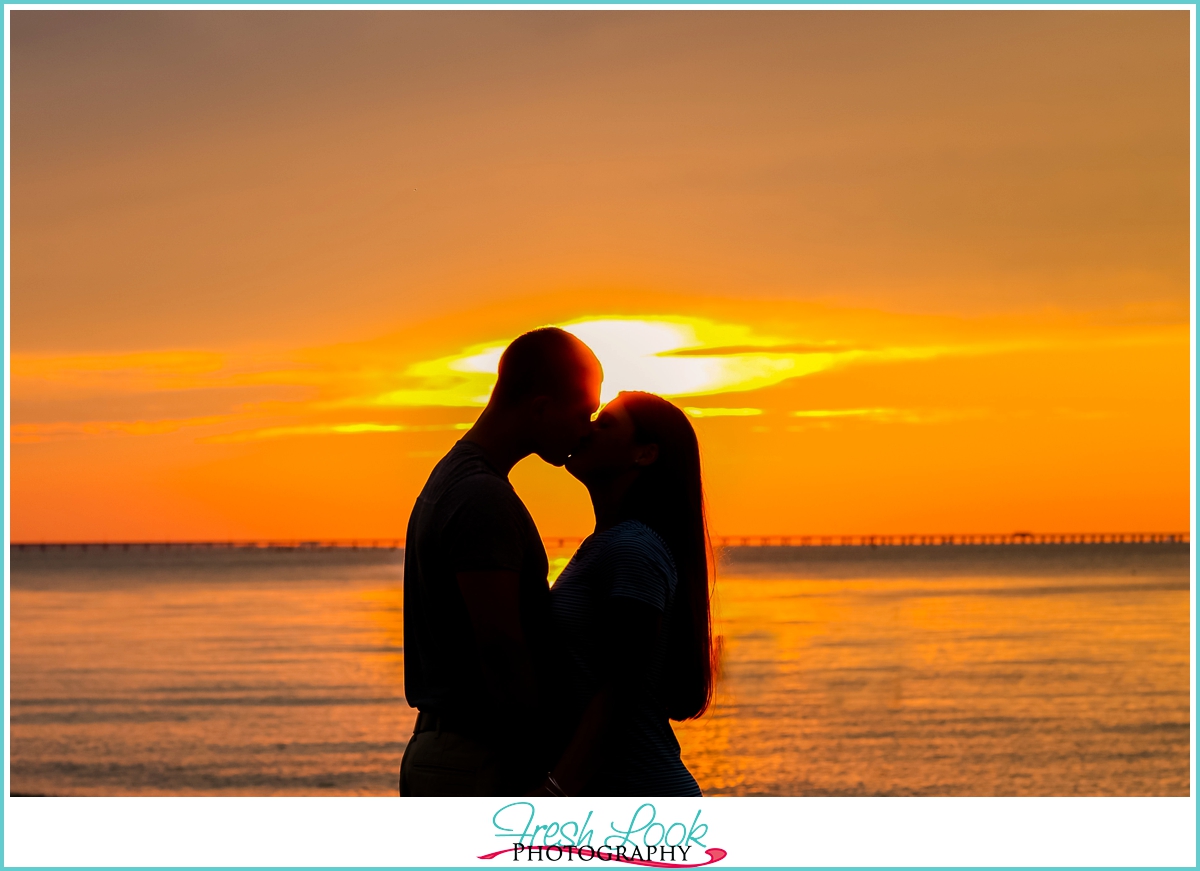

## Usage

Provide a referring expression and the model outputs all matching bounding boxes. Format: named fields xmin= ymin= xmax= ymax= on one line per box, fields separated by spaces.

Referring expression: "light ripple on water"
xmin=9 ymin=544 xmax=1190 ymax=796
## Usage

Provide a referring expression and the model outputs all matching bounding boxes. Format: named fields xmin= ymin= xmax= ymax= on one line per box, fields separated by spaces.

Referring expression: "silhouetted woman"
xmin=534 ymin=391 xmax=716 ymax=797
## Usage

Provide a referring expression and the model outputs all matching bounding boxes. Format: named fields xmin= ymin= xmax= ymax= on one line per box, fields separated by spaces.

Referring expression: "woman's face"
xmin=565 ymin=397 xmax=643 ymax=483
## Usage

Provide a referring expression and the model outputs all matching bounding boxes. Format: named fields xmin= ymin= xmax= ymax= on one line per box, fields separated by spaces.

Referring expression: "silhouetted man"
xmin=399 ymin=327 xmax=603 ymax=796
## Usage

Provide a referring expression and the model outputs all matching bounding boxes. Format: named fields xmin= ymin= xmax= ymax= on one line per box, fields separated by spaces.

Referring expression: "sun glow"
xmin=372 ymin=316 xmax=857 ymax=407
xmin=565 ymin=318 xmax=816 ymax=403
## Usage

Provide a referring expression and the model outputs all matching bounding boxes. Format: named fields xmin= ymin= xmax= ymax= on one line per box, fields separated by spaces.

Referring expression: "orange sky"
xmin=10 ymin=10 xmax=1191 ymax=541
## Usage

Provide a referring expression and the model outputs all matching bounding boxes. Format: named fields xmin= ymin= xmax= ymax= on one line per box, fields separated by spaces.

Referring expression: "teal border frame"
xmin=0 ymin=2 xmax=1194 ymax=868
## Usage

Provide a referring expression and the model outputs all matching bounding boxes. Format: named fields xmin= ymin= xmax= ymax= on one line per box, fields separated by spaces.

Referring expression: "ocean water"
xmin=8 ymin=543 xmax=1191 ymax=796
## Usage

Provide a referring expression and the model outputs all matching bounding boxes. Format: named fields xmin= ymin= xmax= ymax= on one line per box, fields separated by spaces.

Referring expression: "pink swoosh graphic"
xmin=478 ymin=846 xmax=727 ymax=867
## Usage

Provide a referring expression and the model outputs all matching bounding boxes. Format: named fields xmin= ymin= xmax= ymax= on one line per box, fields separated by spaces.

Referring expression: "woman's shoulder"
xmin=597 ymin=521 xmax=677 ymax=608
xmin=603 ymin=521 xmax=677 ymax=575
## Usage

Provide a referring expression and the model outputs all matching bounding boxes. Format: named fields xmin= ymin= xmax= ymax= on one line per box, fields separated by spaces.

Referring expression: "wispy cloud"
xmin=791 ymin=408 xmax=898 ymax=420
xmin=787 ymin=407 xmax=993 ymax=427
xmin=12 ymin=351 xmax=227 ymax=382
xmin=684 ymin=407 xmax=764 ymax=418
xmin=203 ymin=422 xmax=472 ymax=444
xmin=11 ymin=350 xmax=328 ymax=395
xmin=12 ymin=415 xmax=232 ymax=444
xmin=13 ymin=309 xmax=1178 ymax=447
xmin=368 ymin=316 xmax=884 ymax=408
xmin=361 ymin=314 xmax=1076 ymax=411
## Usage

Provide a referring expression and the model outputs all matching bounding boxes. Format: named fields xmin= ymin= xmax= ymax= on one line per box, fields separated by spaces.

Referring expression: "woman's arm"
xmin=535 ymin=596 xmax=662 ymax=796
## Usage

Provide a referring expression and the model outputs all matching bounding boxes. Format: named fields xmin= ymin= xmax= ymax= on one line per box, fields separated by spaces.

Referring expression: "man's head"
xmin=489 ymin=327 xmax=603 ymax=466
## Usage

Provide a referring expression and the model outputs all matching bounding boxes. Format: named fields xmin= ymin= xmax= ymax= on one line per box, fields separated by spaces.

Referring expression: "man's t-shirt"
xmin=402 ymin=439 xmax=551 ymax=733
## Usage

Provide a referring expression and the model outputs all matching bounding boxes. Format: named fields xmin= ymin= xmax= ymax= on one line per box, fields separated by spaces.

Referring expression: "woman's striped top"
xmin=549 ymin=520 xmax=702 ymax=797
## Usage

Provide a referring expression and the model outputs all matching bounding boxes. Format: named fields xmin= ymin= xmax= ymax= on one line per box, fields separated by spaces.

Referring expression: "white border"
xmin=2 ymin=4 xmax=1196 ymax=869
xmin=1189 ymin=0 xmax=1198 ymax=828
xmin=4 ymin=0 xmax=13 ymax=812
xmin=1 ymin=797 xmax=1197 ymax=867
xmin=0 ymin=3 xmax=1196 ymax=9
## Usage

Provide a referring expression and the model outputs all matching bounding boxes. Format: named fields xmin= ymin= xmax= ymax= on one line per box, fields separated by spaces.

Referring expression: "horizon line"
xmin=8 ymin=531 xmax=1191 ymax=550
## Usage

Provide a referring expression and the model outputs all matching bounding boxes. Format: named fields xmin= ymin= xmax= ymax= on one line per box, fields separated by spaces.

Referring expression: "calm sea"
xmin=9 ymin=542 xmax=1191 ymax=796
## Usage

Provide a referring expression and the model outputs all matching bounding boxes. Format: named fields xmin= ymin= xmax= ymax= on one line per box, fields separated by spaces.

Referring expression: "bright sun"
xmin=373 ymin=316 xmax=853 ymax=408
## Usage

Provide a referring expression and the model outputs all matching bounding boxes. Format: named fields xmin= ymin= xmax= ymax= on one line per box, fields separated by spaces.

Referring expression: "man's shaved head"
xmin=491 ymin=327 xmax=603 ymax=408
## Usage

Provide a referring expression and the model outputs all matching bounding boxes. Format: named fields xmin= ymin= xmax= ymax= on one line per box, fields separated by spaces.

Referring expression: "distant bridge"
xmin=710 ymin=531 xmax=1190 ymax=548
xmin=10 ymin=540 xmax=409 ymax=552
xmin=8 ymin=531 xmax=1190 ymax=552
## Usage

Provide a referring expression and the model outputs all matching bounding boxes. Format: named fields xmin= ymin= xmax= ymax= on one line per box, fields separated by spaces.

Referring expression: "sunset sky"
xmin=11 ymin=10 xmax=1190 ymax=541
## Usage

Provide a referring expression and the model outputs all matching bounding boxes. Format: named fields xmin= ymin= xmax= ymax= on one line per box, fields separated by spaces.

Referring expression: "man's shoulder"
xmin=443 ymin=469 xmax=520 ymax=511
xmin=420 ymin=445 xmax=531 ymax=523
xmin=424 ymin=443 xmax=509 ymax=495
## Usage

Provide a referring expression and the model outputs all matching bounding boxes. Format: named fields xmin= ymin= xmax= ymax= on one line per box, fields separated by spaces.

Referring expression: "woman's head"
xmin=564 ymin=393 xmax=659 ymax=485
xmin=567 ymin=391 xmax=717 ymax=721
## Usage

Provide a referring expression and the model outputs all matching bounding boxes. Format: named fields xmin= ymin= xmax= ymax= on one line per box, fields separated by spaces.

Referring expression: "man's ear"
xmin=633 ymin=443 xmax=659 ymax=467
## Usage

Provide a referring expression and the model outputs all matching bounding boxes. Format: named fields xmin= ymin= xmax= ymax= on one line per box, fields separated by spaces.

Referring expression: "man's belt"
xmin=413 ymin=708 xmax=481 ymax=737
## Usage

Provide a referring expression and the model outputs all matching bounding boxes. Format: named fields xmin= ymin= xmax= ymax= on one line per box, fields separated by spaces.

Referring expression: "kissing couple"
xmin=399 ymin=326 xmax=716 ymax=797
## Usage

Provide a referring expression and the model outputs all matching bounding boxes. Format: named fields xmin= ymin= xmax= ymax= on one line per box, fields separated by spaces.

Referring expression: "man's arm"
xmin=457 ymin=570 xmax=537 ymax=703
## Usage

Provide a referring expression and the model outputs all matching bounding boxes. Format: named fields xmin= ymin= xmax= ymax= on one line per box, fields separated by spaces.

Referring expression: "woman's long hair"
xmin=616 ymin=391 xmax=716 ymax=721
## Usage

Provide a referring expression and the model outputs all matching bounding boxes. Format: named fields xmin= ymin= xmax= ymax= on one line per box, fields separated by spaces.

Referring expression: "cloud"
xmin=683 ymin=407 xmax=764 ymax=418
xmin=12 ymin=415 xmax=231 ymax=444
xmin=360 ymin=314 xmax=1049 ymax=410
xmin=787 ymin=407 xmax=993 ymax=427
xmin=791 ymin=408 xmax=897 ymax=419
xmin=12 ymin=351 xmax=226 ymax=381
xmin=203 ymin=422 xmax=471 ymax=444
xmin=15 ymin=307 xmax=1173 ymax=447
xmin=369 ymin=315 xmax=868 ymax=408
